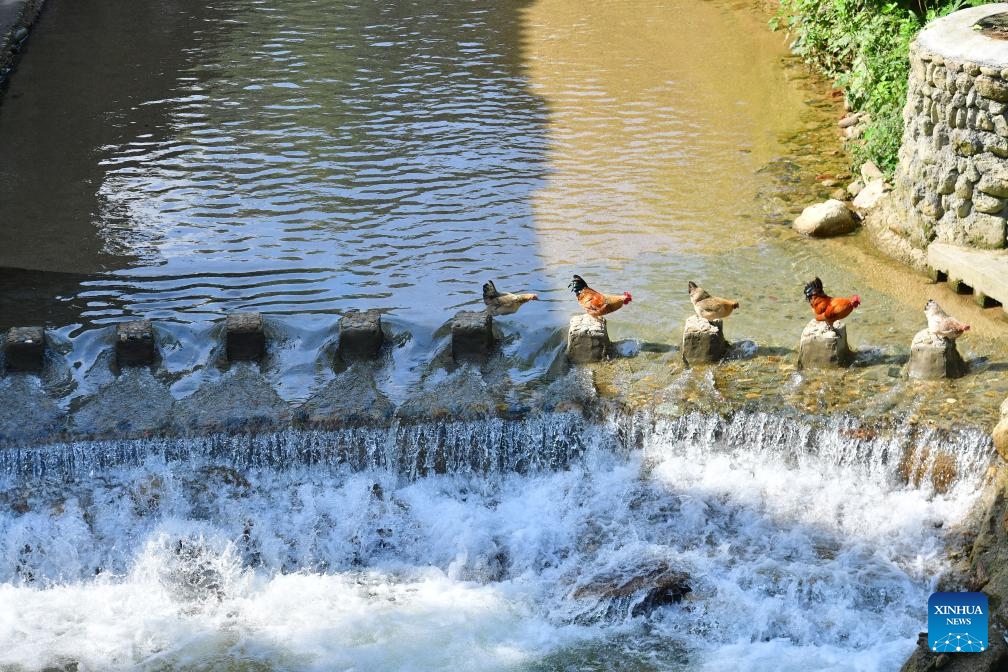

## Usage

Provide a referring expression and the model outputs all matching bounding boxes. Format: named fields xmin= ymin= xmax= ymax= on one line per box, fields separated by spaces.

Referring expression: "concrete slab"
xmin=916 ymin=4 xmax=1008 ymax=68
xmin=225 ymin=312 xmax=266 ymax=362
xmin=928 ymin=242 xmax=1008 ymax=315
xmin=115 ymin=319 xmax=156 ymax=367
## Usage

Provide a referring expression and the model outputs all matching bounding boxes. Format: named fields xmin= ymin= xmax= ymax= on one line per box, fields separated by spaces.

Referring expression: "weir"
xmin=1 ymin=410 xmax=992 ymax=489
xmin=0 ymin=410 xmax=994 ymax=670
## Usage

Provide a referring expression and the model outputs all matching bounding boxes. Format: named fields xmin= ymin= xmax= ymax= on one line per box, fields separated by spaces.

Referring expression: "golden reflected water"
xmin=520 ymin=0 xmax=808 ymax=263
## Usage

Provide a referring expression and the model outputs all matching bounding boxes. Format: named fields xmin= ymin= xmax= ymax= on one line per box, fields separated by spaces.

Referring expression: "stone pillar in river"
xmin=338 ymin=309 xmax=384 ymax=361
xmin=566 ymin=314 xmax=610 ymax=364
xmin=225 ymin=312 xmax=267 ymax=362
xmin=906 ymin=329 xmax=967 ymax=379
xmin=451 ymin=310 xmax=494 ymax=363
xmin=681 ymin=316 xmax=727 ymax=365
xmin=116 ymin=319 xmax=157 ymax=368
xmin=797 ymin=320 xmax=852 ymax=369
xmin=3 ymin=326 xmax=46 ymax=372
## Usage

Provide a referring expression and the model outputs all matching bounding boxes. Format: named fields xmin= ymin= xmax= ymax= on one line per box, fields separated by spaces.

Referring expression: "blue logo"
xmin=928 ymin=592 xmax=988 ymax=653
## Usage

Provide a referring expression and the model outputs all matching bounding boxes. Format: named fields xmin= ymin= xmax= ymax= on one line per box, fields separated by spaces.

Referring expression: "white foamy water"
xmin=0 ymin=414 xmax=993 ymax=671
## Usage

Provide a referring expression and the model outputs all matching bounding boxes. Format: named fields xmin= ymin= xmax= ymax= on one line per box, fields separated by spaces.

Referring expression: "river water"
xmin=0 ymin=0 xmax=1005 ymax=669
xmin=0 ymin=0 xmax=1005 ymax=422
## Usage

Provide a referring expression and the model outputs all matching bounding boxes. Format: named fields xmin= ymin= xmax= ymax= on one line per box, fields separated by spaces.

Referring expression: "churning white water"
xmin=0 ymin=413 xmax=993 ymax=671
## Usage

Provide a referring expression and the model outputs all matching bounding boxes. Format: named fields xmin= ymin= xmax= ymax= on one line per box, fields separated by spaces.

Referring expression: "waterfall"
xmin=0 ymin=411 xmax=994 ymax=671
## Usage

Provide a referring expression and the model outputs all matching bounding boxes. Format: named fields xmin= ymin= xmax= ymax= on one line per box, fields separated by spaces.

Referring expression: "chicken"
xmin=569 ymin=274 xmax=632 ymax=319
xmin=482 ymin=280 xmax=538 ymax=316
xmin=924 ymin=299 xmax=969 ymax=340
xmin=688 ymin=281 xmax=739 ymax=322
xmin=803 ymin=277 xmax=860 ymax=327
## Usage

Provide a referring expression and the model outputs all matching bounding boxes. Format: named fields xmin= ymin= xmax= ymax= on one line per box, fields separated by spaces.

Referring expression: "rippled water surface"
xmin=0 ymin=0 xmax=840 ymax=329
xmin=1 ymin=0 xmax=1005 ymax=427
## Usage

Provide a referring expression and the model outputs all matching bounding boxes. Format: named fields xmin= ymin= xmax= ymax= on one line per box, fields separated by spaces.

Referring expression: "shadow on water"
xmin=0 ymin=0 xmax=551 ymax=327
xmin=0 ymin=0 xmax=220 ymax=277
xmin=0 ymin=0 xmax=561 ymax=409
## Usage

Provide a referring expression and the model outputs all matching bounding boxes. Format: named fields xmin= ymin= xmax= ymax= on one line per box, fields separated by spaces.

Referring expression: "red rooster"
xmin=804 ymin=277 xmax=860 ymax=327
xmin=569 ymin=274 xmax=632 ymax=319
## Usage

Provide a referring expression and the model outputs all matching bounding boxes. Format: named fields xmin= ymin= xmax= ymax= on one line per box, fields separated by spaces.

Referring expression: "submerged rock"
xmin=176 ymin=364 xmax=290 ymax=433
xmin=298 ymin=366 xmax=394 ymax=427
xmin=397 ymin=365 xmax=497 ymax=422
xmin=71 ymin=368 xmax=176 ymax=438
xmin=0 ymin=375 xmax=66 ymax=445
xmin=572 ymin=559 xmax=691 ymax=619
xmin=160 ymin=538 xmax=226 ymax=602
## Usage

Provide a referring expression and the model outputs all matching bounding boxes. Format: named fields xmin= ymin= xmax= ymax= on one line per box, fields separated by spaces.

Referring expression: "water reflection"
xmin=91 ymin=0 xmax=548 ymax=328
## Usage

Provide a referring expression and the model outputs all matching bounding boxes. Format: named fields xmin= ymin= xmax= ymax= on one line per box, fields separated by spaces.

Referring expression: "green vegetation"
xmin=771 ymin=0 xmax=985 ymax=173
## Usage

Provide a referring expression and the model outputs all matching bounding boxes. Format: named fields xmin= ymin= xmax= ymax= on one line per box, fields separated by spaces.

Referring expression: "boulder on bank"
xmin=899 ymin=626 xmax=1008 ymax=672
xmin=994 ymin=396 xmax=1008 ymax=462
xmin=793 ymin=199 xmax=859 ymax=237
xmin=852 ymin=178 xmax=890 ymax=212
xmin=860 ymin=159 xmax=884 ymax=183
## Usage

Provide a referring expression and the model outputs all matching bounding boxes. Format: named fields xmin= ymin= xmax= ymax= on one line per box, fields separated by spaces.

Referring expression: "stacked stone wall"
xmin=889 ymin=6 xmax=1008 ymax=254
xmin=894 ymin=43 xmax=1008 ymax=251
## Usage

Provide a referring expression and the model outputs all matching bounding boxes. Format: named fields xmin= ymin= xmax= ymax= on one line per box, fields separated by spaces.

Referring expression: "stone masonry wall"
xmin=889 ymin=5 xmax=1008 ymax=253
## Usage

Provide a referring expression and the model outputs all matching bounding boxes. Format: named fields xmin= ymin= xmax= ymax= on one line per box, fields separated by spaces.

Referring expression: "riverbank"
xmin=0 ymin=0 xmax=42 ymax=88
